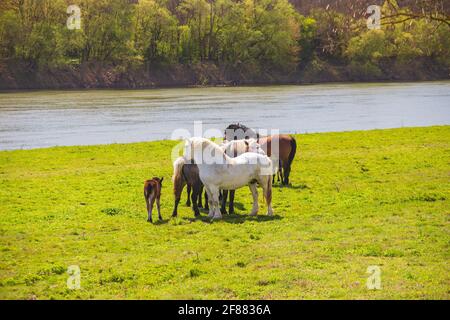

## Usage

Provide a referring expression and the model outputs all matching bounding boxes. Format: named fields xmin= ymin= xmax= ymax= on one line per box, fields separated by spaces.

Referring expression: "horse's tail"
xmin=172 ymin=157 xmax=186 ymax=196
xmin=144 ymin=180 xmax=152 ymax=198
xmin=287 ymin=136 xmax=297 ymax=170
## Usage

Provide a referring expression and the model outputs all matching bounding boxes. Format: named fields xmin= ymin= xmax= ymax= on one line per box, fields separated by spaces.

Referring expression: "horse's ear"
xmin=160 ymin=177 xmax=164 ymax=184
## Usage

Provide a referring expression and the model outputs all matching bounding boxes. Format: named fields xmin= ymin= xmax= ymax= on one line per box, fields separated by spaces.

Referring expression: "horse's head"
xmin=221 ymin=138 xmax=265 ymax=157
xmin=246 ymin=139 xmax=265 ymax=155
xmin=153 ymin=177 xmax=164 ymax=186
xmin=224 ymin=123 xmax=259 ymax=141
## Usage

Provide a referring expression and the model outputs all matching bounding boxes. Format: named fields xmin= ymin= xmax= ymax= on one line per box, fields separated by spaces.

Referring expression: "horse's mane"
xmin=187 ymin=137 xmax=227 ymax=163
xmin=226 ymin=123 xmax=251 ymax=131
xmin=189 ymin=137 xmax=223 ymax=151
xmin=224 ymin=123 xmax=259 ymax=140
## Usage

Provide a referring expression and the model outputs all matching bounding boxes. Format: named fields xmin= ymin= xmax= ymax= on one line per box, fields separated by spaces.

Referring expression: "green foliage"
xmin=309 ymin=8 xmax=352 ymax=59
xmin=0 ymin=0 xmax=301 ymax=71
xmin=298 ymin=16 xmax=317 ymax=65
xmin=133 ymin=0 xmax=178 ymax=65
xmin=78 ymin=0 xmax=135 ymax=63
xmin=348 ymin=61 xmax=383 ymax=79
xmin=0 ymin=126 xmax=449 ymax=299
xmin=0 ymin=10 xmax=20 ymax=58
xmin=346 ymin=30 xmax=393 ymax=63
xmin=0 ymin=0 xmax=448 ymax=75
xmin=0 ymin=0 xmax=68 ymax=66
xmin=345 ymin=15 xmax=450 ymax=76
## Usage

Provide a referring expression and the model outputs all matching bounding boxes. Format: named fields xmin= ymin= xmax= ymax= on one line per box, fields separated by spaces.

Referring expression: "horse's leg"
xmin=261 ymin=176 xmax=273 ymax=216
xmin=172 ymin=197 xmax=179 ymax=217
xmin=186 ymin=184 xmax=192 ymax=206
xmin=204 ymin=189 xmax=209 ymax=211
xmin=278 ymin=159 xmax=284 ymax=183
xmin=211 ymin=186 xmax=222 ymax=220
xmin=172 ymin=191 xmax=181 ymax=217
xmin=221 ymin=189 xmax=228 ymax=215
xmin=172 ymin=179 xmax=185 ymax=217
xmin=192 ymin=183 xmax=201 ymax=217
xmin=249 ymin=183 xmax=259 ymax=216
xmin=145 ymin=196 xmax=152 ymax=222
xmin=273 ymin=159 xmax=282 ymax=184
xmin=229 ymin=190 xmax=235 ymax=214
xmin=283 ymin=161 xmax=291 ymax=186
xmin=198 ymin=185 xmax=203 ymax=208
xmin=156 ymin=196 xmax=162 ymax=221
xmin=148 ymin=196 xmax=156 ymax=223
xmin=205 ymin=187 xmax=214 ymax=218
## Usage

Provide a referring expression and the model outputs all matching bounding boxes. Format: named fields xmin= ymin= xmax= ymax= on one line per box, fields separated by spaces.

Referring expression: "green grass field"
xmin=0 ymin=126 xmax=449 ymax=299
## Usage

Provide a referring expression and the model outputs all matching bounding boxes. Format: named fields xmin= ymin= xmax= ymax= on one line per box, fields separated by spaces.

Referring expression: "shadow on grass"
xmin=151 ymin=219 xmax=170 ymax=225
xmin=234 ymin=202 xmax=246 ymax=211
xmin=273 ymin=183 xmax=309 ymax=190
xmin=198 ymin=201 xmax=246 ymax=213
xmin=182 ymin=213 xmax=283 ymax=224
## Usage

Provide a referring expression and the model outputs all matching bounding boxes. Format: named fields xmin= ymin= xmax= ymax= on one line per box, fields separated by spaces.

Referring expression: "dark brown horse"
xmin=172 ymin=157 xmax=208 ymax=217
xmin=144 ymin=177 xmax=163 ymax=223
xmin=222 ymin=123 xmax=297 ymax=214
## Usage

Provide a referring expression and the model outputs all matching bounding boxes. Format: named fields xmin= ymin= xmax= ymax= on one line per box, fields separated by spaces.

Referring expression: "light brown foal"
xmin=144 ymin=177 xmax=163 ymax=223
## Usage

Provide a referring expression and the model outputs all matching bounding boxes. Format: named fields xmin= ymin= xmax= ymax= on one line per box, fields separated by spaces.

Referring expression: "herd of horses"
xmin=144 ymin=123 xmax=297 ymax=222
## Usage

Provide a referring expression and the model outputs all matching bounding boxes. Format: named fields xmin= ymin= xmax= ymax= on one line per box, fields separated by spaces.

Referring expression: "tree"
xmin=133 ymin=0 xmax=179 ymax=65
xmin=298 ymin=15 xmax=317 ymax=65
xmin=77 ymin=0 xmax=134 ymax=63
xmin=383 ymin=0 xmax=450 ymax=27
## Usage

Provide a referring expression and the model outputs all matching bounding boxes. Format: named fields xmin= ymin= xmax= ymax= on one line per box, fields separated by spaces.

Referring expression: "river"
xmin=0 ymin=81 xmax=449 ymax=150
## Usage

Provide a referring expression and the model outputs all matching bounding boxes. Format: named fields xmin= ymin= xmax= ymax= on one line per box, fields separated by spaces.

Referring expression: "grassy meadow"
xmin=0 ymin=126 xmax=449 ymax=299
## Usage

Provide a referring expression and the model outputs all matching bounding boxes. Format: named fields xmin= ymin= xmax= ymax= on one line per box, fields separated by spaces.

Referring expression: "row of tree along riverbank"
xmin=0 ymin=0 xmax=448 ymax=89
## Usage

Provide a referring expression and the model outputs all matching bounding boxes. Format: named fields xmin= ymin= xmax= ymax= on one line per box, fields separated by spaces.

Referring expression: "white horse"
xmin=183 ymin=137 xmax=274 ymax=219
xmin=219 ymin=138 xmax=268 ymax=214
xmin=220 ymin=138 xmax=265 ymax=157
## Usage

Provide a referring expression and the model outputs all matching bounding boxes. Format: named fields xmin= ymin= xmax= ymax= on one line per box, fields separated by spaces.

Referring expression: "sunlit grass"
xmin=0 ymin=126 xmax=449 ymax=299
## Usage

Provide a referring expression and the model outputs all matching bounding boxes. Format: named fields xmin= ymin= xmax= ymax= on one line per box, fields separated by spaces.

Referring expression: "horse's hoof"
xmin=249 ymin=212 xmax=257 ymax=216
xmin=213 ymin=214 xmax=223 ymax=220
xmin=147 ymin=219 xmax=153 ymax=223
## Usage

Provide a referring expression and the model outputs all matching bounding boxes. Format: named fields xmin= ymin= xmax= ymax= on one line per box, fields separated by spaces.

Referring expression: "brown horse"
xmin=224 ymin=123 xmax=297 ymax=185
xmin=172 ymin=157 xmax=208 ymax=217
xmin=222 ymin=123 xmax=297 ymax=214
xmin=257 ymin=134 xmax=297 ymax=185
xmin=144 ymin=177 xmax=163 ymax=223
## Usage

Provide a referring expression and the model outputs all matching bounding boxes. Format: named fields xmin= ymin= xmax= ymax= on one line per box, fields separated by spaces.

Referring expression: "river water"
xmin=0 ymin=81 xmax=449 ymax=150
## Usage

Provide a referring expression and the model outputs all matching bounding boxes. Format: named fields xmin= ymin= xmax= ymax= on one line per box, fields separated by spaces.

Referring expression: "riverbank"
xmin=0 ymin=126 xmax=449 ymax=299
xmin=1 ymin=57 xmax=448 ymax=90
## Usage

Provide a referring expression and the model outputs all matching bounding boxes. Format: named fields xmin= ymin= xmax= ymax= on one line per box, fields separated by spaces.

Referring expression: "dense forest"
xmin=0 ymin=0 xmax=449 ymax=89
